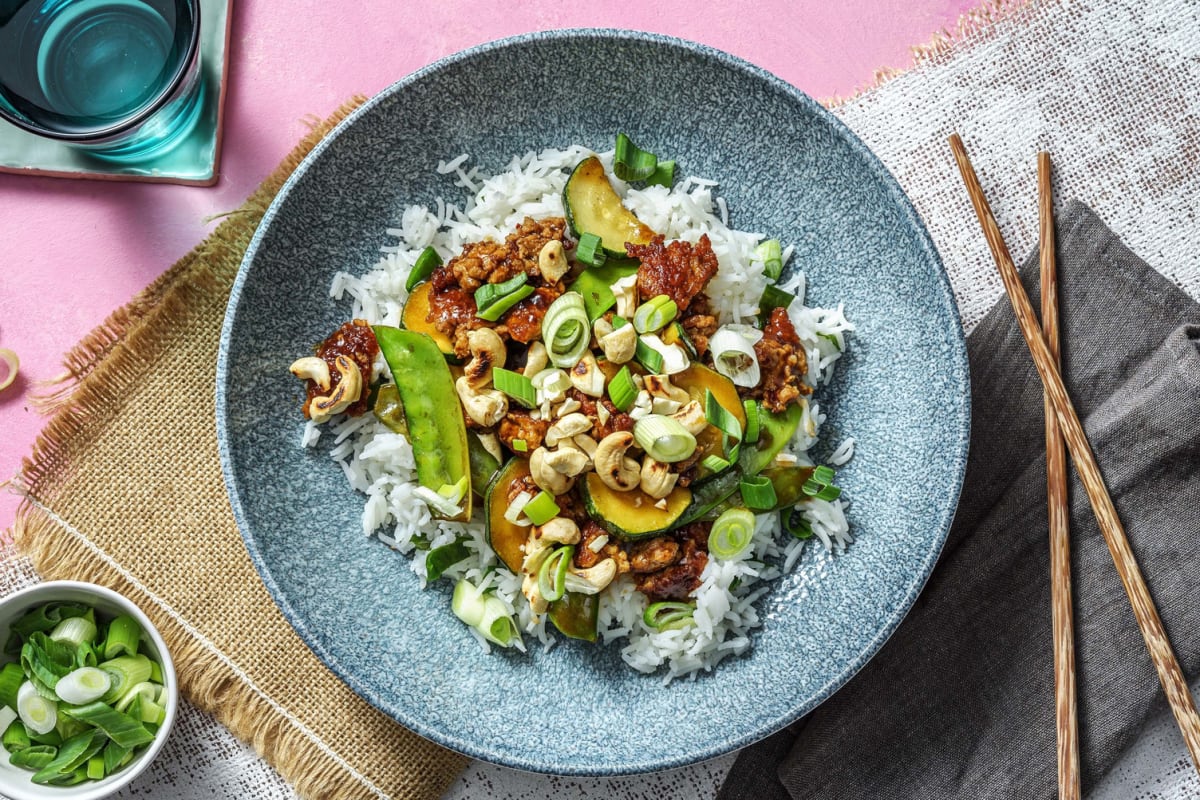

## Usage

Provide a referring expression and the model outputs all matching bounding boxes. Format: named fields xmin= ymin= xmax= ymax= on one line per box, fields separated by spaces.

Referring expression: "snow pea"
xmin=373 ymin=326 xmax=471 ymax=520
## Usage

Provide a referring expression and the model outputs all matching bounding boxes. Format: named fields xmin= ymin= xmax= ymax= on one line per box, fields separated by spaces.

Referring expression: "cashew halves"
xmin=536 ymin=517 xmax=581 ymax=545
xmin=523 ymin=341 xmax=548 ymax=377
xmin=538 ymin=240 xmax=569 ymax=283
xmin=568 ymin=558 xmax=618 ymax=593
xmin=568 ymin=351 xmax=605 ymax=398
xmin=530 ymin=447 xmax=575 ymax=495
xmin=542 ymin=447 xmax=590 ymax=478
xmin=309 ymin=356 xmax=363 ymax=423
xmin=464 ymin=328 xmax=506 ymax=389
xmin=545 ymin=412 xmax=592 ymax=447
xmin=593 ymin=431 xmax=641 ymax=491
xmin=290 ymin=356 xmax=331 ymax=391
xmin=671 ymin=400 xmax=708 ymax=435
xmin=455 ymin=376 xmax=507 ymax=427
xmin=640 ymin=457 xmax=679 ymax=500
xmin=593 ymin=317 xmax=637 ymax=364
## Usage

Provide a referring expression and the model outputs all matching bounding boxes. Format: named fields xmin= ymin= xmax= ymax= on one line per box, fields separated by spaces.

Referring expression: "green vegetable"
xmin=30 ymin=728 xmax=106 ymax=785
xmin=492 ymin=367 xmax=536 ymax=409
xmin=542 ymin=292 xmax=590 ymax=368
xmin=511 ymin=439 xmax=527 ymax=453
xmin=645 ymin=159 xmax=675 ymax=189
xmin=643 ymin=601 xmax=694 ymax=631
xmin=425 ymin=539 xmax=471 ymax=583
xmin=705 ymin=389 xmax=743 ymax=462
xmin=99 ymin=654 xmax=152 ymax=704
xmin=661 ymin=321 xmax=697 ymax=359
xmin=467 ymin=434 xmax=500 ymax=498
xmin=537 ymin=546 xmax=573 ymax=603
xmin=743 ymin=400 xmax=761 ymax=444
xmin=563 ymin=156 xmax=657 ymax=259
xmin=566 ymin=262 xmax=638 ymax=321
xmin=374 ymin=326 xmax=471 ymax=521
xmin=614 ymin=133 xmax=659 ymax=181
xmin=474 ymin=273 xmax=529 ymax=317
xmin=575 ymin=232 xmax=607 ymax=267
xmin=759 ymin=465 xmax=816 ymax=510
xmin=86 ymin=754 xmax=105 ymax=780
xmin=782 ymin=508 xmax=813 ymax=539
xmin=9 ymin=744 xmax=57 ymax=770
xmin=17 ymin=681 xmax=56 ymax=735
xmin=372 ymin=383 xmax=408 ymax=435
xmin=755 ymin=239 xmax=783 ymax=280
xmin=739 ymin=403 xmax=803 ymax=475
xmin=0 ymin=662 xmax=25 ymax=710
xmin=607 ymin=365 xmax=637 ymax=412
xmin=59 ymin=702 xmax=154 ymax=749
xmin=548 ymin=592 xmax=600 ymax=642
xmin=451 ymin=580 xmax=519 ymax=648
xmin=633 ymin=294 xmax=678 ymax=334
xmin=7 ymin=604 xmax=88 ymax=654
xmin=102 ymin=615 xmax=140 ymax=659
xmin=404 ymin=246 xmax=442 ymax=292
xmin=523 ymin=491 xmax=560 ymax=527
xmin=709 ymin=508 xmax=758 ymax=560
xmin=101 ymin=740 xmax=131 ymax=776
xmin=802 ymin=465 xmax=843 ymax=501
xmin=739 ymin=474 xmax=777 ymax=510
xmin=476 ymin=284 xmax=534 ymax=322
xmin=53 ymin=667 xmax=111 ymax=705
xmin=678 ymin=467 xmax=744 ymax=526
xmin=634 ymin=335 xmax=664 ymax=373
xmin=49 ymin=616 xmax=96 ymax=648
xmin=581 ymin=473 xmax=692 ymax=541
xmin=2 ymin=719 xmax=30 ymax=752
xmin=484 ymin=459 xmax=531 ymax=574
xmin=399 ymin=282 xmax=458 ymax=360
xmin=21 ymin=633 xmax=75 ymax=695
xmin=757 ymin=285 xmax=795 ymax=326
xmin=633 ymin=415 xmax=697 ymax=463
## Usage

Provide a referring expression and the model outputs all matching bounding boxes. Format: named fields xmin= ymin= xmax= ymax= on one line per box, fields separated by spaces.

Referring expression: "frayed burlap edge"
xmin=11 ymin=95 xmax=468 ymax=800
xmin=823 ymin=0 xmax=1040 ymax=108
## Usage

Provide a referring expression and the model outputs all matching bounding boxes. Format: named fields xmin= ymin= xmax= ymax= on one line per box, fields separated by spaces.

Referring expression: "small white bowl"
xmin=0 ymin=581 xmax=178 ymax=800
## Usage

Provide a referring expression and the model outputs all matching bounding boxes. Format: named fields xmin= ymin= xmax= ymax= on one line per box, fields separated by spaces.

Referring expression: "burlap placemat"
xmin=7 ymin=98 xmax=468 ymax=800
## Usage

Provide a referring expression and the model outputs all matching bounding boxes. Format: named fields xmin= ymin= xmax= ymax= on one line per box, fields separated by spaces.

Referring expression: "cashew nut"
xmin=593 ymin=317 xmax=637 ymax=364
xmin=567 ymin=558 xmax=618 ymax=593
xmin=671 ymin=400 xmax=708 ymax=435
xmin=545 ymin=412 xmax=592 ymax=446
xmin=569 ymin=351 xmax=605 ymax=398
xmin=542 ymin=447 xmax=590 ymax=477
xmin=309 ymin=356 xmax=363 ymax=423
xmin=593 ymin=431 xmax=641 ymax=491
xmin=455 ymin=376 xmax=507 ymax=427
xmin=530 ymin=447 xmax=575 ymax=494
xmin=572 ymin=433 xmax=599 ymax=458
xmin=612 ymin=274 xmax=638 ymax=318
xmin=640 ymin=457 xmax=679 ymax=500
xmin=290 ymin=356 xmax=331 ymax=391
xmin=538 ymin=240 xmax=569 ymax=283
xmin=644 ymin=374 xmax=690 ymax=404
xmin=464 ymin=328 xmax=506 ymax=389
xmin=475 ymin=431 xmax=503 ymax=463
xmin=521 ymin=573 xmax=549 ymax=615
xmin=535 ymin=517 xmax=581 ymax=545
xmin=523 ymin=341 xmax=548 ymax=377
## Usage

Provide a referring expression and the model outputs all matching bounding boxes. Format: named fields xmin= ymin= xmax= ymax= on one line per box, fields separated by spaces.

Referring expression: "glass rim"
xmin=0 ymin=0 xmax=202 ymax=143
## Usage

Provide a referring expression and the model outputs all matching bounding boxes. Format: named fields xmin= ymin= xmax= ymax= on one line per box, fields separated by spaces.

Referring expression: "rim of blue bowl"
xmin=216 ymin=28 xmax=971 ymax=775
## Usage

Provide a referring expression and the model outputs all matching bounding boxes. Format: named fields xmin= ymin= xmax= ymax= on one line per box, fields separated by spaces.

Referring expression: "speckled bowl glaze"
xmin=217 ymin=30 xmax=970 ymax=775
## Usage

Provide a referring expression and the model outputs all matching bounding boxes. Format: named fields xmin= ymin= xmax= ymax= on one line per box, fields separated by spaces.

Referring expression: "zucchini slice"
xmin=400 ymin=282 xmax=457 ymax=360
xmin=485 ymin=458 xmax=532 ymax=573
xmin=581 ymin=473 xmax=692 ymax=541
xmin=563 ymin=156 xmax=657 ymax=258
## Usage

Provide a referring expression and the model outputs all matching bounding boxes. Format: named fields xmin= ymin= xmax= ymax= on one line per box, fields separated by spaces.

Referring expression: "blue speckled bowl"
xmin=217 ymin=30 xmax=970 ymax=776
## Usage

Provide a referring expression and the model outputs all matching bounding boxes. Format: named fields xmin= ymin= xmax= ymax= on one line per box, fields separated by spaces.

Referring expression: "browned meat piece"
xmin=574 ymin=520 xmax=629 ymax=572
xmin=749 ymin=307 xmax=811 ymax=413
xmin=680 ymin=294 xmax=719 ymax=358
xmin=634 ymin=522 xmax=710 ymax=601
xmin=628 ymin=537 xmax=682 ymax=573
xmin=626 ymin=234 xmax=719 ymax=312
xmin=567 ymin=389 xmax=636 ymax=441
xmin=502 ymin=285 xmax=560 ymax=344
xmin=304 ymin=320 xmax=378 ymax=418
xmin=497 ymin=409 xmax=551 ymax=456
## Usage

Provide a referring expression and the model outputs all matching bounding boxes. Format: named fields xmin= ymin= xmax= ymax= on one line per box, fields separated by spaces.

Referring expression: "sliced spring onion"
xmin=99 ymin=655 xmax=152 ymax=705
xmin=542 ymin=292 xmax=590 ymax=368
xmin=813 ymin=465 xmax=835 ymax=484
xmin=474 ymin=273 xmax=529 ymax=317
xmin=149 ymin=660 xmax=163 ymax=684
xmin=637 ymin=333 xmax=689 ymax=374
xmin=102 ymin=740 xmax=130 ymax=776
xmin=633 ymin=415 xmax=697 ymax=463
xmin=413 ymin=486 xmax=462 ymax=518
xmin=477 ymin=284 xmax=535 ymax=322
xmin=451 ymin=579 xmax=487 ymax=628
xmin=493 ymin=367 xmax=537 ymax=409
xmin=477 ymin=596 xmax=518 ymax=647
xmin=801 ymin=465 xmax=842 ymax=502
xmin=53 ymin=667 xmax=111 ymax=705
xmin=710 ymin=326 xmax=762 ymax=388
xmin=575 ymin=232 xmax=607 ymax=267
xmin=114 ymin=682 xmax=161 ymax=714
xmin=10 ymin=744 xmax=57 ymax=770
xmin=523 ymin=491 xmax=560 ymax=526
xmin=743 ymin=400 xmax=761 ymax=444
xmin=3 ymin=717 xmax=30 ymax=751
xmin=633 ymin=294 xmax=678 ymax=334
xmin=739 ymin=474 xmax=778 ymax=510
xmin=511 ymin=438 xmax=528 ymax=453
xmin=607 ymin=365 xmax=637 ymax=412
xmin=757 ymin=285 xmax=795 ymax=325
xmin=817 ymin=331 xmax=842 ymax=350
xmin=9 ymin=604 xmax=89 ymax=648
xmin=0 ymin=661 xmax=24 ymax=710
xmin=425 ymin=539 xmax=471 ymax=583
xmin=30 ymin=728 xmax=106 ymax=785
xmin=59 ymin=701 xmax=154 ymax=749
xmin=0 ymin=705 xmax=16 ymax=739
xmin=102 ymin=615 xmax=141 ymax=659
xmin=701 ymin=454 xmax=731 ymax=473
xmin=86 ymin=754 xmax=105 ymax=780
xmin=756 ymin=239 xmax=783 ymax=280
xmin=126 ymin=694 xmax=166 ymax=726
xmin=709 ymin=508 xmax=758 ymax=560
xmin=645 ymin=159 xmax=675 ymax=189
xmin=705 ymin=389 xmax=743 ymax=461
xmin=0 ymin=347 xmax=18 ymax=393
xmin=537 ymin=546 xmax=574 ymax=603
xmin=437 ymin=475 xmax=469 ymax=503
xmin=643 ymin=601 xmax=694 ymax=631
xmin=49 ymin=616 xmax=96 ymax=648
xmin=614 ymin=133 xmax=659 ymax=181
xmin=634 ymin=336 xmax=664 ymax=373
xmin=814 ymin=484 xmax=842 ymax=501
xmin=20 ymin=633 xmax=75 ymax=694
xmin=404 ymin=246 xmax=443 ymax=292
xmin=17 ymin=681 xmax=56 ymax=735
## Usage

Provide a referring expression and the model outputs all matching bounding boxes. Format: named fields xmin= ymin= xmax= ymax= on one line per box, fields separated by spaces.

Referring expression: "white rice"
xmin=305 ymin=146 xmax=855 ymax=678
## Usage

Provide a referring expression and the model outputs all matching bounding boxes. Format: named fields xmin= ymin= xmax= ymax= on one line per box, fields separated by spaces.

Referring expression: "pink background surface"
xmin=0 ymin=0 xmax=976 ymax=530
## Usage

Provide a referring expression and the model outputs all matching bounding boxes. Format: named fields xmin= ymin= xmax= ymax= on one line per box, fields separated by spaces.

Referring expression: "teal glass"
xmin=0 ymin=0 xmax=202 ymax=162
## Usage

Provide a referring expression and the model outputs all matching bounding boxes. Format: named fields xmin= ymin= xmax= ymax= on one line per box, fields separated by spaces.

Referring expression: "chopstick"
xmin=948 ymin=133 xmax=1200 ymax=774
xmin=1038 ymin=153 xmax=1080 ymax=800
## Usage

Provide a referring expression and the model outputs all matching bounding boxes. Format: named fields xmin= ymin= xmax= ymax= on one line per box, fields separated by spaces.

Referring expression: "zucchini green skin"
xmin=740 ymin=403 xmax=803 ymax=475
xmin=373 ymin=325 xmax=471 ymax=521
xmin=580 ymin=473 xmax=692 ymax=541
xmin=548 ymin=592 xmax=599 ymax=642
xmin=467 ymin=434 xmax=501 ymax=499
xmin=563 ymin=156 xmax=658 ymax=258
xmin=678 ymin=467 xmax=743 ymax=526
xmin=484 ymin=458 xmax=530 ymax=574
xmin=399 ymin=281 xmax=462 ymax=363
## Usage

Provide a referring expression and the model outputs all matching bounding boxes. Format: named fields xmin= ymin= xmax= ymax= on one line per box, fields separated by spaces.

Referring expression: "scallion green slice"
xmin=614 ymin=133 xmax=659 ymax=181
xmin=705 ymin=389 xmax=743 ymax=461
xmin=0 ymin=661 xmax=25 ymax=710
xmin=9 ymin=744 xmax=57 ymax=770
xmin=17 ymin=681 xmax=56 ymax=735
xmin=757 ymin=285 xmax=795 ymax=325
xmin=99 ymin=655 xmax=152 ymax=705
xmin=86 ymin=754 xmax=105 ymax=780
xmin=756 ymin=239 xmax=783 ymax=280
xmin=801 ymin=465 xmax=842 ymax=501
xmin=49 ymin=616 xmax=96 ymax=648
xmin=817 ymin=331 xmax=842 ymax=350
xmin=645 ymin=159 xmax=675 ymax=189
xmin=30 ymin=728 xmax=106 ymax=785
xmin=59 ymin=702 xmax=154 ymax=749
xmin=404 ymin=246 xmax=443 ymax=292
xmin=642 ymin=601 xmax=694 ymax=631
xmin=743 ymin=400 xmax=760 ymax=444
xmin=102 ymin=616 xmax=141 ymax=660
xmin=701 ymin=454 xmax=731 ymax=473
xmin=567 ymin=262 xmax=637 ymax=321
xmin=542 ymin=292 xmax=590 ymax=368
xmin=537 ymin=546 xmax=574 ymax=603
xmin=814 ymin=484 xmax=842 ymax=501
xmin=474 ymin=273 xmax=529 ymax=318
xmin=607 ymin=366 xmax=637 ymax=412
xmin=633 ymin=294 xmax=678 ymax=334
xmin=3 ymin=717 xmax=30 ymax=752
xmin=633 ymin=415 xmax=697 ymax=463
xmin=493 ymin=367 xmax=537 ymax=409
xmin=739 ymin=474 xmax=778 ymax=510
xmin=425 ymin=539 xmax=471 ymax=583
xmin=813 ymin=465 xmax=836 ymax=484
xmin=101 ymin=740 xmax=130 ymax=776
xmin=634 ymin=336 xmax=664 ymax=373
xmin=709 ymin=508 xmax=758 ymax=560
xmin=476 ymin=284 xmax=535 ymax=322
xmin=53 ymin=667 xmax=111 ymax=705
xmin=511 ymin=438 xmax=528 ymax=453
xmin=575 ymin=233 xmax=607 ymax=267
xmin=451 ymin=579 xmax=487 ymax=628
xmin=523 ymin=491 xmax=560 ymax=526
xmin=477 ymin=596 xmax=518 ymax=646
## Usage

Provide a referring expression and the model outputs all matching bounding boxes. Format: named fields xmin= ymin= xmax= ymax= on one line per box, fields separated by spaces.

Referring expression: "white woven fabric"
xmin=4 ymin=0 xmax=1199 ymax=797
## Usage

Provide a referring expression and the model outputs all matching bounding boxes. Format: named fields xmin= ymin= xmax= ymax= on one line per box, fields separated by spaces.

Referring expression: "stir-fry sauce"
xmin=305 ymin=320 xmax=378 ymax=418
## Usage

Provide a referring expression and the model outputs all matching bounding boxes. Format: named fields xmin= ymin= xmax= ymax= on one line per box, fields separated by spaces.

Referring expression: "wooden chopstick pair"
xmin=948 ymin=134 xmax=1200 ymax=797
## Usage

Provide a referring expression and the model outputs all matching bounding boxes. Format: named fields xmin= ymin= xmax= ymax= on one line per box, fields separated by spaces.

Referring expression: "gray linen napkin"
xmin=718 ymin=201 xmax=1200 ymax=799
